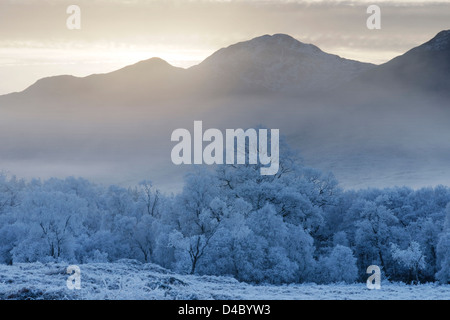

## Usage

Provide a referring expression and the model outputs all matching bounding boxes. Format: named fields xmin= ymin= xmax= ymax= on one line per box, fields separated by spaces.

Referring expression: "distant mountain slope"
xmin=0 ymin=32 xmax=450 ymax=191
xmin=0 ymin=34 xmax=375 ymax=105
xmin=3 ymin=31 xmax=449 ymax=103
xmin=191 ymin=34 xmax=374 ymax=94
xmin=5 ymin=58 xmax=187 ymax=106
xmin=354 ymin=30 xmax=450 ymax=94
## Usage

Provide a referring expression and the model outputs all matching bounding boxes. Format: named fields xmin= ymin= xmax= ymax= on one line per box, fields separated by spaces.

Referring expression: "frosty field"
xmin=0 ymin=260 xmax=448 ymax=300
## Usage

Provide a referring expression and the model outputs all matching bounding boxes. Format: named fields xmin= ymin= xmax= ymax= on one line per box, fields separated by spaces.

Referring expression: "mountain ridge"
xmin=2 ymin=30 xmax=449 ymax=100
xmin=351 ymin=29 xmax=450 ymax=94
xmin=0 ymin=33 xmax=376 ymax=99
xmin=190 ymin=33 xmax=374 ymax=94
xmin=1 ymin=31 xmax=450 ymax=190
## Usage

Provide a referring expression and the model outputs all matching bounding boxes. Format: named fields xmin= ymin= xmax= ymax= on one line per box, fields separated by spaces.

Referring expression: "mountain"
xmin=353 ymin=30 xmax=450 ymax=95
xmin=191 ymin=34 xmax=374 ymax=94
xmin=0 ymin=34 xmax=375 ymax=104
xmin=3 ymin=31 xmax=449 ymax=103
xmin=0 ymin=31 xmax=450 ymax=191
xmin=2 ymin=58 xmax=187 ymax=107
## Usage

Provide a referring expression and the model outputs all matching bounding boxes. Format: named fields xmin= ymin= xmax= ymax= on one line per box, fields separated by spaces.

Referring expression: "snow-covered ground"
xmin=0 ymin=260 xmax=448 ymax=300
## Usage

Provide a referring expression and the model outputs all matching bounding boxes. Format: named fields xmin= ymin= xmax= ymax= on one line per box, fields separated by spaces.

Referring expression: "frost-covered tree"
xmin=436 ymin=233 xmax=450 ymax=284
xmin=136 ymin=180 xmax=160 ymax=217
xmin=317 ymin=245 xmax=358 ymax=284
xmin=391 ymin=241 xmax=426 ymax=284
xmin=436 ymin=204 xmax=450 ymax=284
xmin=12 ymin=190 xmax=87 ymax=262
xmin=215 ymin=137 xmax=337 ymax=233
xmin=169 ymin=170 xmax=224 ymax=274
xmin=333 ymin=231 xmax=349 ymax=247
xmin=243 ymin=204 xmax=299 ymax=283
xmin=195 ymin=198 xmax=252 ymax=278
xmin=1 ymin=139 xmax=450 ymax=286
xmin=415 ymin=217 xmax=441 ymax=280
xmin=0 ymin=223 xmax=25 ymax=265
xmin=0 ymin=174 xmax=24 ymax=214
xmin=352 ymin=200 xmax=399 ymax=278
xmin=133 ymin=214 xmax=157 ymax=263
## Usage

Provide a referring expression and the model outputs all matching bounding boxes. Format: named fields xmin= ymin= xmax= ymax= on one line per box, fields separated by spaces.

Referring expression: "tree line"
xmin=0 ymin=141 xmax=449 ymax=285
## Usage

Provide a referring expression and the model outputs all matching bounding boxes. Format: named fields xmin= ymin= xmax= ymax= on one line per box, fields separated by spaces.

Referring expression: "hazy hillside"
xmin=354 ymin=29 xmax=450 ymax=95
xmin=190 ymin=34 xmax=374 ymax=94
xmin=0 ymin=31 xmax=449 ymax=190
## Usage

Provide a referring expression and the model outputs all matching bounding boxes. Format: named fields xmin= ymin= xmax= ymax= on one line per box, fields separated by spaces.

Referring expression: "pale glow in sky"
xmin=0 ymin=0 xmax=449 ymax=95
xmin=0 ymin=43 xmax=212 ymax=95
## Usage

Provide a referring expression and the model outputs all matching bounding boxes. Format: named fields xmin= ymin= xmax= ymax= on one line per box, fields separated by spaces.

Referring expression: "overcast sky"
xmin=0 ymin=0 xmax=449 ymax=95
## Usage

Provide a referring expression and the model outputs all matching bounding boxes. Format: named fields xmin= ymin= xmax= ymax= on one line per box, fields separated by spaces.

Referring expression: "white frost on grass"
xmin=0 ymin=260 xmax=448 ymax=300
